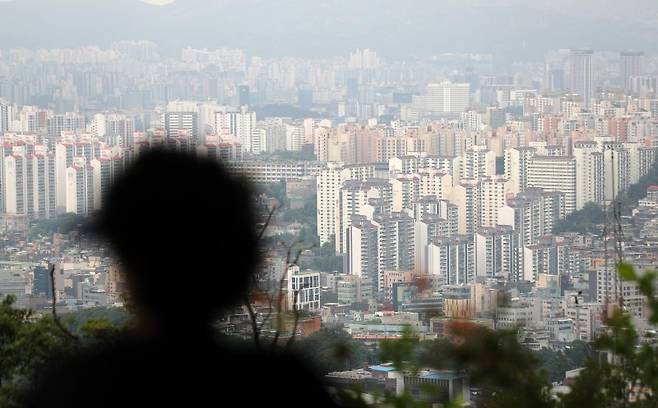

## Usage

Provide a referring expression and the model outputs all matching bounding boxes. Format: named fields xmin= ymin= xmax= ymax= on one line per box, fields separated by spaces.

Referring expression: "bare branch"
xmin=243 ymin=294 xmax=262 ymax=352
xmin=285 ymin=288 xmax=302 ymax=351
xmin=49 ymin=264 xmax=78 ymax=341
xmin=257 ymin=205 xmax=277 ymax=242
xmin=243 ymin=204 xmax=278 ymax=351
xmin=257 ymin=291 xmax=277 ymax=333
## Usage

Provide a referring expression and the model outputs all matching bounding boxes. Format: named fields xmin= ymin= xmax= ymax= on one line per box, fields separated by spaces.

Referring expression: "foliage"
xmin=64 ymin=307 xmax=132 ymax=342
xmin=0 ymin=296 xmax=70 ymax=407
xmin=554 ymin=202 xmax=605 ymax=234
xmin=420 ymin=325 xmax=554 ymax=408
xmin=64 ymin=306 xmax=131 ymax=333
xmin=380 ymin=325 xmax=419 ymax=374
xmin=617 ymin=164 xmax=658 ymax=211
xmin=28 ymin=213 xmax=87 ymax=239
xmin=559 ymin=262 xmax=658 ymax=408
xmin=294 ymin=326 xmax=370 ymax=374
xmin=0 ymin=298 xmax=132 ymax=407
xmin=306 ymin=240 xmax=344 ymax=272
xmin=254 ymin=104 xmax=327 ymax=120
xmin=554 ymin=164 xmax=657 ymax=234
xmin=535 ymin=342 xmax=593 ymax=383
xmin=261 ymin=150 xmax=317 ymax=162
xmin=256 ymin=181 xmax=288 ymax=208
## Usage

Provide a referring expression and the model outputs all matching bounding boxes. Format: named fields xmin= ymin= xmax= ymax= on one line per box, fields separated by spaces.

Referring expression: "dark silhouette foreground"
xmin=27 ymin=150 xmax=336 ymax=407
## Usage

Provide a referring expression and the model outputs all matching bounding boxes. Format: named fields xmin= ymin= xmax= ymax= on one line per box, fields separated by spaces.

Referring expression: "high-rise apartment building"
xmin=620 ymin=51 xmax=644 ymax=92
xmin=498 ymin=188 xmax=565 ymax=247
xmin=0 ymin=100 xmax=9 ymax=134
xmin=215 ymin=106 xmax=256 ymax=152
xmin=65 ymin=159 xmax=95 ymax=215
xmin=164 ymin=101 xmax=199 ymax=141
xmin=573 ymin=142 xmax=604 ymax=210
xmin=475 ymin=226 xmax=517 ymax=281
xmin=424 ymin=83 xmax=470 ymax=113
xmin=448 ymin=179 xmax=481 ymax=235
xmin=504 ymin=147 xmax=536 ymax=195
xmin=317 ymin=163 xmax=344 ymax=246
xmin=462 ymin=146 xmax=496 ymax=180
xmin=528 ymin=156 xmax=576 ymax=214
xmin=373 ymin=211 xmax=415 ymax=291
xmin=428 ymin=235 xmax=475 ymax=285
xmin=346 ymin=215 xmax=379 ymax=296
xmin=479 ymin=176 xmax=513 ymax=228
xmin=568 ymin=49 xmax=594 ymax=108
xmin=415 ymin=212 xmax=457 ymax=275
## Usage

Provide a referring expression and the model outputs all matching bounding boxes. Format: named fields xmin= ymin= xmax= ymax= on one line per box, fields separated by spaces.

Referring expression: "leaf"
xmin=617 ymin=263 xmax=636 ymax=281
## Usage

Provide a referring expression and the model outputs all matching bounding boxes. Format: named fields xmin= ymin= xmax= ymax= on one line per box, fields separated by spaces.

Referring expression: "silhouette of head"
xmin=94 ymin=149 xmax=258 ymax=332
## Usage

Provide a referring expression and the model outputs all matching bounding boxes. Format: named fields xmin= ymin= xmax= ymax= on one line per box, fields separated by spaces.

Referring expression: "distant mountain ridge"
xmin=0 ymin=0 xmax=657 ymax=60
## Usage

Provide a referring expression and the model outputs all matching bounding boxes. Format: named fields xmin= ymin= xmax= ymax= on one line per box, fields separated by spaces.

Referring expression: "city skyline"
xmin=1 ymin=3 xmax=658 ymax=406
xmin=1 ymin=0 xmax=658 ymax=60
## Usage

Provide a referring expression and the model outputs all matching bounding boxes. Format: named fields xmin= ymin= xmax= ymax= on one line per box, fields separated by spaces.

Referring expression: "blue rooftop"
xmin=419 ymin=371 xmax=466 ymax=380
xmin=369 ymin=365 xmax=397 ymax=373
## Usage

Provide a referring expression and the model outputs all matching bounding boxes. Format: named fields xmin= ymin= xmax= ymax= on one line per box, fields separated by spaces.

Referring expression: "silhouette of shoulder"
xmin=27 ymin=335 xmax=337 ymax=407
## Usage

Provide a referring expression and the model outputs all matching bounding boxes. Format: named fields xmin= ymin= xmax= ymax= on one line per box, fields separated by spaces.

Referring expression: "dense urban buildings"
xmin=1 ymin=41 xmax=658 ymax=404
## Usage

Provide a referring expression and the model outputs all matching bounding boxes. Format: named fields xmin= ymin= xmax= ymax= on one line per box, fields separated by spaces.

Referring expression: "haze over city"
xmin=1 ymin=1 xmax=658 ymax=407
xmin=1 ymin=0 xmax=658 ymax=59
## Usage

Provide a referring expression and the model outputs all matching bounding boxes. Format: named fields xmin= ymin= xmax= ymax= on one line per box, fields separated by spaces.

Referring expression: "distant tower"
xmin=568 ymin=49 xmax=594 ymax=108
xmin=298 ymin=88 xmax=313 ymax=110
xmin=620 ymin=51 xmax=644 ymax=92
xmin=0 ymin=100 xmax=10 ymax=134
xmin=238 ymin=85 xmax=250 ymax=107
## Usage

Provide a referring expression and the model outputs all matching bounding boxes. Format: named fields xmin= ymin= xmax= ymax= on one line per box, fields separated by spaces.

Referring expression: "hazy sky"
xmin=0 ymin=0 xmax=656 ymax=60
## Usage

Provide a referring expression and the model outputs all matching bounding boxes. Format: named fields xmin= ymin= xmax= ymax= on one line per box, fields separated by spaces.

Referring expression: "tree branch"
xmin=285 ymin=288 xmax=302 ymax=351
xmin=243 ymin=294 xmax=262 ymax=352
xmin=49 ymin=264 xmax=78 ymax=341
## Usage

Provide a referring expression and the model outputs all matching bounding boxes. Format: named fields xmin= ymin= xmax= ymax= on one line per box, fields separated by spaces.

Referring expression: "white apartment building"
xmin=448 ymin=179 xmax=480 ymax=235
xmin=528 ymin=156 xmax=576 ymax=215
xmin=479 ymin=176 xmax=513 ymax=228
xmin=1 ymin=148 xmax=57 ymax=218
xmin=336 ymin=179 xmax=392 ymax=254
xmin=415 ymin=213 xmax=457 ymax=275
xmin=498 ymin=188 xmax=565 ymax=247
xmin=214 ymin=106 xmax=256 ymax=152
xmin=65 ymin=159 xmax=95 ymax=215
xmin=461 ymin=146 xmax=496 ymax=180
xmin=286 ymin=266 xmax=321 ymax=312
xmin=346 ymin=215 xmax=379 ymax=296
xmin=504 ymin=147 xmax=536 ymax=195
xmin=163 ymin=101 xmax=199 ymax=141
xmin=573 ymin=141 xmax=604 ymax=210
xmin=475 ymin=226 xmax=516 ymax=281
xmin=427 ymin=235 xmax=475 ymax=286
xmin=423 ymin=82 xmax=470 ymax=113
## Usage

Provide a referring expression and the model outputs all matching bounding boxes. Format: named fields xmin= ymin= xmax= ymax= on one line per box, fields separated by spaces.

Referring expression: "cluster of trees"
xmin=535 ymin=342 xmax=592 ymax=383
xmin=293 ymin=326 xmax=372 ymax=375
xmin=554 ymin=202 xmax=605 ymax=234
xmin=617 ymin=164 xmax=658 ymax=210
xmin=305 ymin=241 xmax=343 ymax=273
xmin=0 ymin=298 xmax=132 ymax=407
xmin=259 ymin=150 xmax=317 ymax=162
xmin=555 ymin=164 xmax=658 ymax=235
xmin=28 ymin=213 xmax=87 ymax=239
xmin=253 ymin=105 xmax=328 ymax=120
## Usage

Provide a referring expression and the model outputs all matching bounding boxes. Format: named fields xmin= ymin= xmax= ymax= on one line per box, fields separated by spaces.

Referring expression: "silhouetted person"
xmin=27 ymin=150 xmax=336 ymax=407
